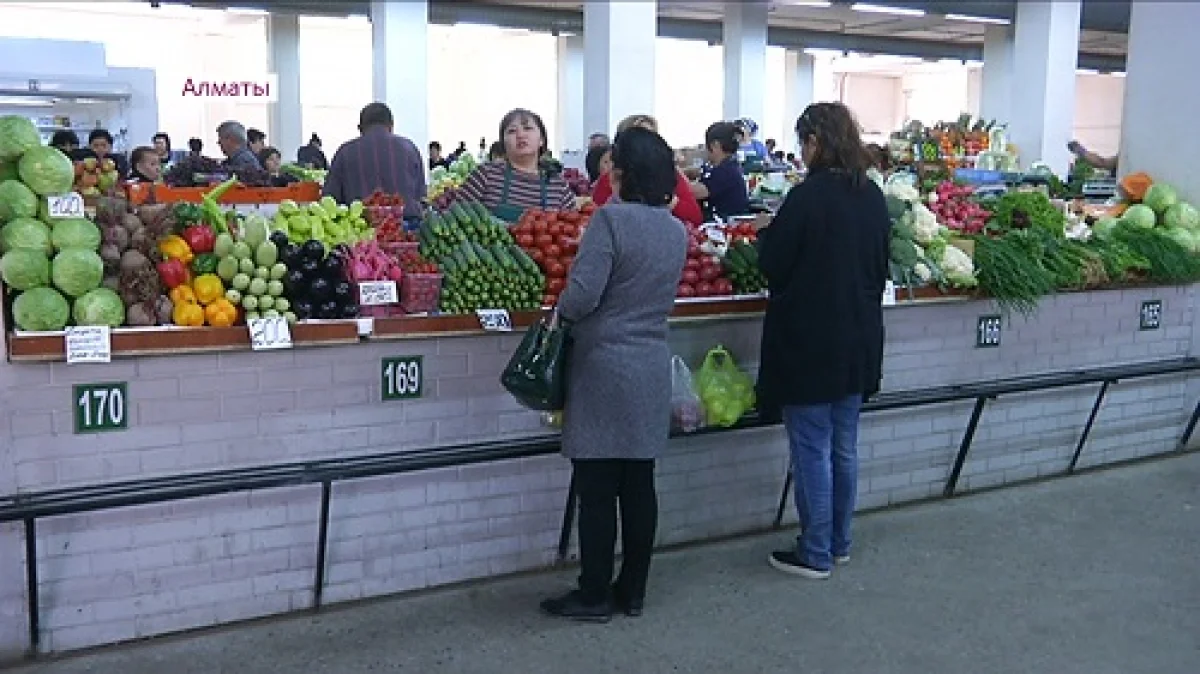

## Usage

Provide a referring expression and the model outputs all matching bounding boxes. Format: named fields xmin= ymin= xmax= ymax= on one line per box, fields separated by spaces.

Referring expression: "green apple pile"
xmin=273 ymin=196 xmax=373 ymax=249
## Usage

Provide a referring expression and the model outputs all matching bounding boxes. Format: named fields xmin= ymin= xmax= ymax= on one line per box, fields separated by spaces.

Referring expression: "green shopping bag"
xmin=694 ymin=345 xmax=756 ymax=427
xmin=500 ymin=310 xmax=571 ymax=411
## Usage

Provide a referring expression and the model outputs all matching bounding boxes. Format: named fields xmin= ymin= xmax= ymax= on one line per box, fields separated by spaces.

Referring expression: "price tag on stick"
xmin=248 ymin=317 xmax=293 ymax=350
xmin=476 ymin=309 xmax=513 ymax=332
xmin=47 ymin=192 xmax=85 ymax=219
xmin=882 ymin=280 xmax=897 ymax=307
xmin=358 ymin=281 xmax=398 ymax=306
xmin=65 ymin=326 xmax=112 ymax=364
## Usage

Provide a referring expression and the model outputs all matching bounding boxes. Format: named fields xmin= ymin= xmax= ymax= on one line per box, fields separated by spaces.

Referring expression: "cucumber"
xmin=509 ymin=245 xmax=539 ymax=276
xmin=470 ymin=201 xmax=490 ymax=225
xmin=738 ymin=240 xmax=759 ymax=267
xmin=472 ymin=241 xmax=496 ymax=267
xmin=491 ymin=244 xmax=517 ymax=270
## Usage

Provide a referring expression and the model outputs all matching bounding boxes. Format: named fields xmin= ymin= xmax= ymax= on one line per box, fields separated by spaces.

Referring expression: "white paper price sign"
xmin=65 ymin=326 xmax=112 ymax=364
xmin=247 ymin=317 xmax=293 ymax=350
xmin=476 ymin=309 xmax=513 ymax=332
xmin=882 ymin=280 xmax=897 ymax=307
xmin=47 ymin=192 xmax=85 ymax=219
xmin=358 ymin=281 xmax=398 ymax=306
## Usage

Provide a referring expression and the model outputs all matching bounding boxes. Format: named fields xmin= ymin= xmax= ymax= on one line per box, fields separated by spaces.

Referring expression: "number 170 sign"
xmin=74 ymin=382 xmax=128 ymax=433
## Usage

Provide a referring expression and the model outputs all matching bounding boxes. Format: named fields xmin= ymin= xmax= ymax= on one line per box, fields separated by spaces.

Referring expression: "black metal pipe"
xmin=774 ymin=465 xmax=793 ymax=529
xmin=24 ymin=518 xmax=38 ymax=654
xmin=1177 ymin=398 xmax=1200 ymax=451
xmin=556 ymin=473 xmax=576 ymax=562
xmin=944 ymin=397 xmax=989 ymax=498
xmin=1068 ymin=380 xmax=1113 ymax=474
xmin=312 ymin=481 xmax=332 ymax=610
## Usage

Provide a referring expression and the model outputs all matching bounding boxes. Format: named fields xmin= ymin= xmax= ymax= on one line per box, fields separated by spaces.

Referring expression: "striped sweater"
xmin=457 ymin=160 xmax=575 ymax=213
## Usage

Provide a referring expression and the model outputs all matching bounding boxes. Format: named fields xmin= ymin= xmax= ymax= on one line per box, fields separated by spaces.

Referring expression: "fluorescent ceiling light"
xmin=346 ymin=14 xmax=369 ymax=23
xmin=1076 ymin=68 xmax=1099 ymax=75
xmin=851 ymin=3 xmax=926 ymax=17
xmin=945 ymin=14 xmax=1011 ymax=25
xmin=1110 ymin=71 xmax=1126 ymax=78
xmin=782 ymin=1 xmax=833 ymax=7
xmin=964 ymin=60 xmax=984 ymax=68
xmin=226 ymin=7 xmax=266 ymax=15
xmin=803 ymin=47 xmax=844 ymax=56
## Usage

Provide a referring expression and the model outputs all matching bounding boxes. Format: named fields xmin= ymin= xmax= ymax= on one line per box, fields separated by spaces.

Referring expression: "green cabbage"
xmin=73 ymin=287 xmax=125 ymax=327
xmin=0 ymin=116 xmax=41 ymax=161
xmin=18 ymin=146 xmax=74 ymax=196
xmin=1163 ymin=202 xmax=1199 ymax=231
xmin=1091 ymin=216 xmax=1119 ymax=239
xmin=1 ymin=248 xmax=50 ymax=290
xmin=0 ymin=160 xmax=18 ymax=182
xmin=1122 ymin=204 xmax=1156 ymax=229
xmin=50 ymin=218 xmax=101 ymax=251
xmin=1143 ymin=183 xmax=1178 ymax=215
xmin=51 ymin=248 xmax=103 ymax=297
xmin=0 ymin=217 xmax=51 ymax=254
xmin=0 ymin=179 xmax=37 ymax=222
xmin=13 ymin=286 xmax=70 ymax=331
xmin=1165 ymin=227 xmax=1199 ymax=254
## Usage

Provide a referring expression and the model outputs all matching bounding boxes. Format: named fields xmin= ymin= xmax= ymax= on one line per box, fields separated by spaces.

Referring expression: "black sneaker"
xmin=768 ymin=550 xmax=831 ymax=579
xmin=611 ymin=584 xmax=644 ymax=617
xmin=540 ymin=590 xmax=612 ymax=623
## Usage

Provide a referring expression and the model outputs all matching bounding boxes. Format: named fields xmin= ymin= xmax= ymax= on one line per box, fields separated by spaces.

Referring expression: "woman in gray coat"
xmin=540 ymin=127 xmax=688 ymax=622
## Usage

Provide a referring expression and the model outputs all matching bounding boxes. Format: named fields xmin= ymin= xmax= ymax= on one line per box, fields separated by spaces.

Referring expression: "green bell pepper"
xmin=191 ymin=253 xmax=220 ymax=276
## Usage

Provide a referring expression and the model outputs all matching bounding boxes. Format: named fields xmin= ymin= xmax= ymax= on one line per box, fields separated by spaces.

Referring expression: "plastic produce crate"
xmin=953 ymin=169 xmax=1003 ymax=185
xmin=380 ymin=241 xmax=419 ymax=260
xmin=401 ymin=272 xmax=442 ymax=314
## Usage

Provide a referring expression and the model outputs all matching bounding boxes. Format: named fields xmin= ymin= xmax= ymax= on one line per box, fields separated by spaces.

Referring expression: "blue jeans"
xmin=783 ymin=395 xmax=863 ymax=570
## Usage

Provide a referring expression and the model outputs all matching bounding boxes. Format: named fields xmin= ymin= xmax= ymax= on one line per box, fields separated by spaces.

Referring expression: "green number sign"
xmin=382 ymin=356 xmax=423 ymax=401
xmin=73 ymin=382 xmax=128 ymax=434
xmin=1139 ymin=300 xmax=1162 ymax=330
xmin=976 ymin=315 xmax=1002 ymax=348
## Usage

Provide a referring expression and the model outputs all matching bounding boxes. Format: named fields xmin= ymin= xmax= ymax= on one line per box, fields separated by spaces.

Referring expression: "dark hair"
xmin=865 ymin=143 xmax=890 ymax=172
xmin=786 ymin=152 xmax=796 ymax=161
xmin=188 ymin=138 xmax=203 ymax=153
xmin=705 ymin=122 xmax=739 ymax=155
xmin=130 ymin=146 xmax=156 ymax=168
xmin=487 ymin=141 xmax=505 ymax=161
xmin=359 ymin=102 xmax=393 ymax=130
xmin=258 ymin=147 xmax=281 ymax=166
xmin=429 ymin=141 xmax=442 ymax=152
xmin=68 ymin=148 xmax=98 ymax=162
xmin=611 ymin=127 xmax=676 ymax=208
xmin=772 ymin=151 xmax=785 ymax=161
xmin=584 ymin=144 xmax=611 ymax=183
xmin=766 ymin=138 xmax=777 ymax=146
xmin=50 ymin=130 xmax=79 ymax=149
xmin=498 ymin=108 xmax=548 ymax=156
xmin=88 ymin=129 xmax=114 ymax=146
xmin=309 ymin=133 xmax=321 ymax=146
xmin=152 ymin=132 xmax=171 ymax=151
xmin=247 ymin=128 xmax=265 ymax=145
xmin=795 ymin=102 xmax=873 ymax=184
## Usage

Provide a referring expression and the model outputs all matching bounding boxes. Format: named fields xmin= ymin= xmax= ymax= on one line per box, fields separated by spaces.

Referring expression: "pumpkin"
xmin=1119 ymin=172 xmax=1153 ymax=202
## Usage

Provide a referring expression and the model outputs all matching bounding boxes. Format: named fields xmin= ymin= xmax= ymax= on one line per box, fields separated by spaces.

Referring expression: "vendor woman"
xmin=456 ymin=108 xmax=575 ymax=221
xmin=690 ymin=121 xmax=751 ymax=221
xmin=591 ymin=114 xmax=703 ymax=226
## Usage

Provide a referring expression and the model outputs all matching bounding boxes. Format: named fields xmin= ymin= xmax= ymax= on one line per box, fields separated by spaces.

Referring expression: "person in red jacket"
xmin=591 ymin=114 xmax=704 ymax=226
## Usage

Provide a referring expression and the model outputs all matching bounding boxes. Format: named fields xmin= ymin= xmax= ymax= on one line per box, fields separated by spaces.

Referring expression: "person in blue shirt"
xmin=735 ymin=117 xmax=770 ymax=165
xmin=689 ymin=121 xmax=750 ymax=221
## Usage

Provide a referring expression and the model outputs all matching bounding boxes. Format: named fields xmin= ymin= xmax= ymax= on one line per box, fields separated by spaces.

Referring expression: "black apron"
xmin=491 ymin=163 xmax=548 ymax=223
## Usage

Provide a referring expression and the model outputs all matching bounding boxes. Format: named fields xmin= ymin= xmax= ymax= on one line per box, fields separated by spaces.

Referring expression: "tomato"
xmin=685 ymin=258 xmax=700 ymax=271
xmin=558 ymin=236 xmax=578 ymax=254
xmin=560 ymin=224 xmax=577 ymax=238
xmin=699 ymin=265 xmax=721 ymax=282
xmin=696 ymin=281 xmax=713 ymax=296
xmin=547 ymin=277 xmax=567 ymax=295
xmin=517 ymin=234 xmax=535 ymax=247
xmin=677 ymin=284 xmax=696 ymax=298
xmin=542 ymin=294 xmax=557 ymax=307
xmin=529 ymin=249 xmax=545 ymax=264
xmin=535 ymin=233 xmax=554 ymax=247
xmin=547 ymin=261 xmax=566 ymax=278
xmin=533 ymin=220 xmax=548 ymax=234
xmin=546 ymin=244 xmax=562 ymax=258
xmin=682 ymin=269 xmax=699 ymax=285
xmin=546 ymin=212 xmax=559 ymax=223
xmin=714 ymin=278 xmax=734 ymax=295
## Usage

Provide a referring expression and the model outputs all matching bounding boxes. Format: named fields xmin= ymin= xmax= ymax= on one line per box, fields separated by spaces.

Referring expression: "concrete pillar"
xmin=556 ymin=34 xmax=585 ymax=154
xmin=1009 ymin=1 xmax=1081 ymax=173
xmin=980 ymin=24 xmax=1013 ymax=124
xmin=266 ymin=13 xmax=302 ymax=162
xmin=370 ymin=0 xmax=429 ymax=152
xmin=583 ymin=0 xmax=656 ymax=140
xmin=783 ymin=50 xmax=815 ymax=130
xmin=1120 ymin=1 xmax=1200 ymax=200
xmin=722 ymin=0 xmax=768 ymax=123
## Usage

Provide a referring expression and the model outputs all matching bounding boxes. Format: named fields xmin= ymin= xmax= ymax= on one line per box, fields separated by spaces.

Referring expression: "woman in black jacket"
xmin=755 ymin=102 xmax=891 ymax=580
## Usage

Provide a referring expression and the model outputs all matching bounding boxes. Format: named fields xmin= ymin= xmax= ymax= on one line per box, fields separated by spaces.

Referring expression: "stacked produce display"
xmin=509 ymin=205 xmax=592 ymax=305
xmin=428 ymin=153 xmax=478 ymax=210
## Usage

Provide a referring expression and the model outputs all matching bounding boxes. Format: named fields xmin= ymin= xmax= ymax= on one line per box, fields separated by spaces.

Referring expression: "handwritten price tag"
xmin=47 ymin=192 xmax=85 ymax=219
xmin=882 ymin=280 xmax=897 ymax=307
xmin=476 ymin=309 xmax=513 ymax=332
xmin=358 ymin=281 xmax=398 ymax=306
xmin=247 ymin=317 xmax=293 ymax=350
xmin=65 ymin=326 xmax=111 ymax=364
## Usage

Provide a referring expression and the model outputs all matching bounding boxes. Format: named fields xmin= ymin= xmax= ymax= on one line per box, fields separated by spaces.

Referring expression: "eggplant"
xmin=317 ymin=300 xmax=339 ymax=319
xmin=300 ymin=259 xmax=321 ymax=277
xmin=333 ymin=243 xmax=351 ymax=258
xmin=292 ymin=298 xmax=314 ymax=319
xmin=280 ymin=242 xmax=300 ymax=267
xmin=302 ymin=239 xmax=325 ymax=262
xmin=285 ymin=268 xmax=307 ymax=294
xmin=332 ymin=280 xmax=352 ymax=302
xmin=340 ymin=303 xmax=360 ymax=318
xmin=269 ymin=231 xmax=290 ymax=249
xmin=322 ymin=254 xmax=344 ymax=277
xmin=310 ymin=276 xmax=332 ymax=301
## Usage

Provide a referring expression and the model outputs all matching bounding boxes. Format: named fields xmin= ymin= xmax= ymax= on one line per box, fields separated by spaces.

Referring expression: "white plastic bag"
xmin=670 ymin=355 xmax=706 ymax=434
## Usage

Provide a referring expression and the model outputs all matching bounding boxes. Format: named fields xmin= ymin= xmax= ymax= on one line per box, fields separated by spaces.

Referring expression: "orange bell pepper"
xmin=204 ymin=298 xmax=238 ymax=327
xmin=170 ymin=285 xmax=197 ymax=306
xmin=172 ymin=300 xmax=205 ymax=327
xmin=192 ymin=274 xmax=225 ymax=305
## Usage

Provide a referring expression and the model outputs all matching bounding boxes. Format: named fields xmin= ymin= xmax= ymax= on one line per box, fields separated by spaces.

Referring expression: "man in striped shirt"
xmin=322 ymin=102 xmax=426 ymax=220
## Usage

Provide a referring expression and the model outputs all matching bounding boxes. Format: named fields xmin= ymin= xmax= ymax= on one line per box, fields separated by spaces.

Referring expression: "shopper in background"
xmin=187 ymin=137 xmax=204 ymax=159
xmin=1067 ymin=140 xmax=1118 ymax=173
xmin=49 ymin=130 xmax=80 ymax=155
xmin=215 ymin=121 xmax=263 ymax=171
xmin=735 ymin=118 xmax=770 ymax=165
xmin=428 ymin=141 xmax=450 ymax=171
xmin=584 ymin=143 xmax=611 ymax=186
xmin=323 ymin=102 xmax=425 ymax=221
xmin=448 ymin=141 xmax=468 ymax=163
xmin=152 ymin=132 xmax=182 ymax=169
xmin=258 ymin=147 xmax=297 ymax=187
xmin=297 ymin=134 xmax=328 ymax=170
xmin=487 ymin=141 xmax=505 ymax=163
xmin=591 ymin=115 xmax=703 ymax=226
xmin=756 ymin=102 xmax=890 ymax=580
xmin=88 ymin=129 xmax=129 ymax=179
xmin=246 ymin=128 xmax=266 ymax=157
xmin=540 ymin=127 xmax=687 ymax=622
xmin=127 ymin=146 xmax=162 ymax=184
xmin=689 ymin=122 xmax=750 ymax=221
xmin=587 ymin=132 xmax=610 ymax=150
xmin=456 ymin=108 xmax=575 ymax=222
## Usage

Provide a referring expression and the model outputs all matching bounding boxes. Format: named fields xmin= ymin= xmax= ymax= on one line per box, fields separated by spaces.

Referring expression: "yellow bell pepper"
xmin=170 ymin=285 xmax=197 ymax=306
xmin=204 ymin=298 xmax=238 ymax=328
xmin=192 ymin=274 xmax=225 ymax=305
xmin=172 ymin=300 xmax=205 ymax=327
xmin=158 ymin=234 xmax=194 ymax=265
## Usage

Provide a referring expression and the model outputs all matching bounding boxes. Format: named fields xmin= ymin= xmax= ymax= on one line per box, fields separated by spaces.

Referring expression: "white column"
xmin=980 ymin=24 xmax=1013 ymax=124
xmin=812 ymin=55 xmax=837 ymax=103
xmin=371 ymin=0 xmax=429 ymax=152
xmin=1009 ymin=0 xmax=1081 ymax=173
xmin=267 ymin=13 xmax=302 ymax=162
xmin=583 ymin=0 xmax=656 ymax=139
xmin=783 ymin=50 xmax=815 ymax=126
xmin=556 ymin=34 xmax=585 ymax=154
xmin=1120 ymin=1 xmax=1200 ymax=199
xmin=722 ymin=0 xmax=768 ymax=123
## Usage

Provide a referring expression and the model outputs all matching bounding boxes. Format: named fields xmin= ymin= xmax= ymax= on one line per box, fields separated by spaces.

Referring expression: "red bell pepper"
xmin=181 ymin=225 xmax=216 ymax=254
xmin=157 ymin=258 xmax=189 ymax=289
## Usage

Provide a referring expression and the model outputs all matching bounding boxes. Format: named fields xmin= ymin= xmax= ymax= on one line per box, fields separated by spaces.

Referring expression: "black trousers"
xmin=572 ymin=458 xmax=658 ymax=605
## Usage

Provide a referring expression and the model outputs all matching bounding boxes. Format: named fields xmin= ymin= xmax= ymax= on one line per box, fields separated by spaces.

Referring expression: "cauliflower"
xmin=910 ymin=203 xmax=940 ymax=244
xmin=885 ymin=180 xmax=920 ymax=204
xmin=913 ymin=262 xmax=932 ymax=283
xmin=938 ymin=245 xmax=977 ymax=288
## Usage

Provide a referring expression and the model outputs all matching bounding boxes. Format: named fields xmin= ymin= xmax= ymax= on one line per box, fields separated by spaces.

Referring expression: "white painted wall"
xmin=1075 ymin=73 xmax=1124 ymax=159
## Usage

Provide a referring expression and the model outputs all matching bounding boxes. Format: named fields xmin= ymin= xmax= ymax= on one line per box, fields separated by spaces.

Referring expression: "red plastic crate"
xmin=401 ymin=272 xmax=442 ymax=314
xmin=380 ymin=241 xmax=419 ymax=260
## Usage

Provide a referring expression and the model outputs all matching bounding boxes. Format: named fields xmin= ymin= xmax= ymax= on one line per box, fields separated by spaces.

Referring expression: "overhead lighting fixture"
xmin=851 ymin=3 xmax=926 ymax=17
xmin=964 ymin=60 xmax=984 ymax=68
xmin=1110 ymin=71 xmax=1126 ymax=78
xmin=226 ymin=7 xmax=267 ymax=16
xmin=945 ymin=14 xmax=1011 ymax=25
xmin=783 ymin=1 xmax=833 ymax=7
xmin=803 ymin=48 xmax=845 ymax=57
xmin=1076 ymin=68 xmax=1099 ymax=75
